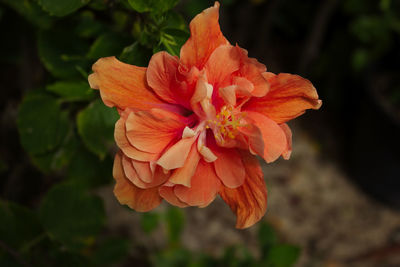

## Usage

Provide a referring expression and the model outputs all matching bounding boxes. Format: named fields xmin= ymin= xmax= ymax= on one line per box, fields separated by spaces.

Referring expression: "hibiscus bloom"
xmin=88 ymin=2 xmax=321 ymax=228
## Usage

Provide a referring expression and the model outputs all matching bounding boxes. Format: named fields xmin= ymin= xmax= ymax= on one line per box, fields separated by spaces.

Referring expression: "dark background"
xmin=0 ymin=0 xmax=399 ymax=266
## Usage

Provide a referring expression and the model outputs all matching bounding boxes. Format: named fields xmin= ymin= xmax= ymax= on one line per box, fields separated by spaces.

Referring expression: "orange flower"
xmin=88 ymin=2 xmax=321 ymax=229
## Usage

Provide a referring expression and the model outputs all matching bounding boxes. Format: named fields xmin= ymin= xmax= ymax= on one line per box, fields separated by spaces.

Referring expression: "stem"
xmin=20 ymin=232 xmax=47 ymax=254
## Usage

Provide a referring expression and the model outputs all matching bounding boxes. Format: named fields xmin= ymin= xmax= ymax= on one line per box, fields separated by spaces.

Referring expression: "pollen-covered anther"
xmin=207 ymin=106 xmax=246 ymax=143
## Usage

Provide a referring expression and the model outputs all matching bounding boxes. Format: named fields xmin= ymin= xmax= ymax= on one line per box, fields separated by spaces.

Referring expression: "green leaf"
xmin=265 ymin=244 xmax=300 ymax=267
xmin=46 ymin=81 xmax=95 ymax=102
xmin=119 ymin=41 xmax=153 ymax=67
xmin=66 ymin=146 xmax=113 ymax=189
xmin=380 ymin=0 xmax=391 ymax=11
xmin=181 ymin=0 xmax=210 ymax=18
xmin=49 ymin=251 xmax=90 ymax=267
xmin=17 ymin=94 xmax=69 ymax=155
xmin=220 ymin=246 xmax=240 ymax=267
xmin=141 ymin=213 xmax=160 ymax=234
xmin=258 ymin=222 xmax=278 ymax=257
xmin=89 ymin=0 xmax=108 ymax=10
xmin=30 ymin=129 xmax=79 ymax=173
xmin=75 ymin=11 xmax=106 ymax=39
xmin=112 ymin=10 xmax=129 ymax=32
xmin=1 ymin=0 xmax=53 ymax=29
xmin=165 ymin=207 xmax=184 ymax=245
xmin=77 ymin=99 xmax=119 ymax=159
xmin=0 ymin=201 xmax=43 ymax=249
xmin=92 ymin=238 xmax=130 ymax=266
xmin=128 ymin=0 xmax=179 ymax=14
xmin=39 ymin=182 xmax=106 ymax=250
xmin=87 ymin=33 xmax=132 ymax=59
xmin=352 ymin=48 xmax=370 ymax=72
xmin=153 ymin=247 xmax=192 ymax=267
xmin=160 ymin=28 xmax=189 ymax=56
xmin=37 ymin=30 xmax=90 ymax=78
xmin=37 ymin=0 xmax=90 ymax=17
xmin=164 ymin=11 xmax=188 ymax=31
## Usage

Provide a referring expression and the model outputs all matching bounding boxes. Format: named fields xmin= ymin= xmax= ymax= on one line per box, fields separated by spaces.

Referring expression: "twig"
xmin=297 ymin=0 xmax=339 ymax=73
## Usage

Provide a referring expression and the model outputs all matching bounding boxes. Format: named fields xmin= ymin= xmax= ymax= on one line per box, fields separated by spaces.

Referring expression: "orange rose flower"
xmin=88 ymin=2 xmax=321 ymax=228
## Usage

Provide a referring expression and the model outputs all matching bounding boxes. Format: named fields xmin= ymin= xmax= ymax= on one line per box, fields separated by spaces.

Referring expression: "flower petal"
xmin=157 ymin=137 xmax=196 ymax=170
xmin=190 ymin=75 xmax=216 ymax=119
xmin=243 ymin=73 xmax=322 ymax=124
xmin=205 ymin=45 xmax=240 ymax=86
xmin=245 ymin=111 xmax=287 ymax=163
xmin=237 ymin=122 xmax=264 ymax=157
xmin=219 ymin=152 xmax=267 ymax=229
xmin=232 ymin=77 xmax=254 ymax=97
xmin=174 ymin=160 xmax=221 ymax=207
xmin=219 ymin=85 xmax=237 ymax=106
xmin=213 ymin=147 xmax=246 ymax=188
xmin=235 ymin=46 xmax=269 ymax=97
xmin=115 ymin=118 xmax=158 ymax=161
xmin=121 ymin=154 xmax=148 ymax=188
xmin=147 ymin=52 xmax=194 ymax=108
xmin=131 ymin=159 xmax=153 ymax=183
xmin=113 ymin=153 xmax=162 ymax=212
xmin=125 ymin=109 xmax=185 ymax=154
xmin=121 ymin=155 xmax=169 ymax=189
xmin=168 ymin=142 xmax=200 ymax=187
xmin=89 ymin=57 xmax=163 ymax=110
xmin=280 ymin=123 xmax=292 ymax=160
xmin=147 ymin=52 xmax=179 ymax=103
xmin=159 ymin=186 xmax=188 ymax=208
xmin=180 ymin=2 xmax=229 ymax=70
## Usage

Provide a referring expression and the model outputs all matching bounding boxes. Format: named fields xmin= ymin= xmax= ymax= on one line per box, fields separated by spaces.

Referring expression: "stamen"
xmin=206 ymin=106 xmax=247 ymax=143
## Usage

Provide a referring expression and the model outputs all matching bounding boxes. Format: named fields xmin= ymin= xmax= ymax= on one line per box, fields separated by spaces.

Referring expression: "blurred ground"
xmin=98 ymin=122 xmax=400 ymax=267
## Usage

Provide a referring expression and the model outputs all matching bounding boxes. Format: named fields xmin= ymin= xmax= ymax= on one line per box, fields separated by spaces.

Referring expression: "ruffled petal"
xmin=121 ymin=154 xmax=147 ymax=188
xmin=205 ymin=45 xmax=240 ymax=86
xmin=115 ymin=118 xmax=158 ymax=161
xmin=157 ymin=137 xmax=197 ymax=170
xmin=190 ymin=74 xmax=216 ymax=119
xmin=131 ymin=160 xmax=153 ymax=183
xmin=219 ymin=152 xmax=267 ymax=229
xmin=232 ymin=77 xmax=254 ymax=97
xmin=174 ymin=160 xmax=221 ymax=207
xmin=237 ymin=122 xmax=264 ymax=157
xmin=245 ymin=111 xmax=287 ymax=163
xmin=180 ymin=2 xmax=229 ymax=70
xmin=213 ymin=147 xmax=246 ymax=188
xmin=243 ymin=73 xmax=322 ymax=124
xmin=235 ymin=46 xmax=269 ymax=97
xmin=121 ymin=155 xmax=169 ymax=189
xmin=219 ymin=85 xmax=237 ymax=106
xmin=125 ymin=109 xmax=185 ymax=154
xmin=88 ymin=57 xmax=163 ymax=110
xmin=113 ymin=153 xmax=162 ymax=212
xmin=147 ymin=52 xmax=194 ymax=108
xmin=159 ymin=185 xmax=188 ymax=208
xmin=280 ymin=123 xmax=292 ymax=160
xmin=168 ymin=142 xmax=201 ymax=187
xmin=147 ymin=52 xmax=179 ymax=104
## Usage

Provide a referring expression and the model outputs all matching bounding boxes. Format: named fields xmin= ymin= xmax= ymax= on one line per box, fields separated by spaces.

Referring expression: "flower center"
xmin=206 ymin=106 xmax=245 ymax=143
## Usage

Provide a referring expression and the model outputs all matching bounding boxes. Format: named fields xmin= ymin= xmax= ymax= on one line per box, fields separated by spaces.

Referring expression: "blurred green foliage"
xmin=142 ymin=218 xmax=300 ymax=267
xmin=345 ymin=0 xmax=400 ymax=71
xmin=0 ymin=0 xmax=303 ymax=266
